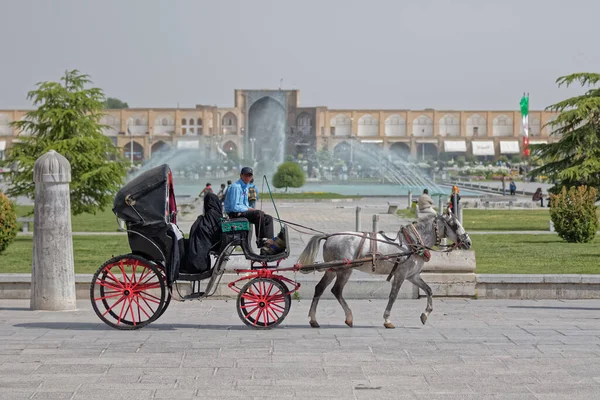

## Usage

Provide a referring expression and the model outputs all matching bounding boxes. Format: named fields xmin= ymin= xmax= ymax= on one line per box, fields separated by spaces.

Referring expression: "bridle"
xmin=433 ymin=213 xmax=469 ymax=251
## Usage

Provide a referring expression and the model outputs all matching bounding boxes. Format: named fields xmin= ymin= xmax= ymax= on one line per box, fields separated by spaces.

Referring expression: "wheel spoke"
xmin=128 ymin=297 xmax=137 ymax=326
xmin=131 ymin=296 xmax=152 ymax=320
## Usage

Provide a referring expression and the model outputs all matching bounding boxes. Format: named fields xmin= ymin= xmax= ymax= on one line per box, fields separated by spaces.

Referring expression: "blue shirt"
xmin=224 ymin=179 xmax=249 ymax=213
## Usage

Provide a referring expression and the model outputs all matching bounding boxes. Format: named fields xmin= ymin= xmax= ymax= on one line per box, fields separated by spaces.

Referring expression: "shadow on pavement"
xmin=13 ymin=322 xmax=375 ymax=330
xmin=508 ymin=306 xmax=600 ymax=311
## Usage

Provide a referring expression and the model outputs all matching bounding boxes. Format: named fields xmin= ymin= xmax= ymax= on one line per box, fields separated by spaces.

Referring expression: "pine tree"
xmin=6 ymin=70 xmax=127 ymax=215
xmin=531 ymin=73 xmax=600 ymax=193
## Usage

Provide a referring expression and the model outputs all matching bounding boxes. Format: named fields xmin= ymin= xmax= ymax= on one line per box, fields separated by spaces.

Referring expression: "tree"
xmin=7 ymin=70 xmax=128 ymax=215
xmin=0 ymin=191 xmax=17 ymax=254
xmin=104 ymin=97 xmax=129 ymax=109
xmin=272 ymin=162 xmax=305 ymax=192
xmin=531 ymin=73 xmax=600 ymax=194
xmin=550 ymin=185 xmax=598 ymax=243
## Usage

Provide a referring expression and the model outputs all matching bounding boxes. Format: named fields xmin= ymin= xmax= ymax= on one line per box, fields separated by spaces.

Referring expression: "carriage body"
xmin=90 ymin=164 xmax=297 ymax=330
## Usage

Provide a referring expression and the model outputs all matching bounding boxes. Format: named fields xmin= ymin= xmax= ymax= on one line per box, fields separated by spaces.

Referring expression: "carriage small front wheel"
xmin=236 ymin=278 xmax=291 ymax=329
xmin=90 ymin=254 xmax=167 ymax=330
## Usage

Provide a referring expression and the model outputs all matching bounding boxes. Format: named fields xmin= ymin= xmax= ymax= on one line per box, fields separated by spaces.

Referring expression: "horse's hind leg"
xmin=331 ymin=269 xmax=353 ymax=327
xmin=308 ymin=270 xmax=336 ymax=328
xmin=408 ymin=275 xmax=433 ymax=325
xmin=383 ymin=272 xmax=406 ymax=329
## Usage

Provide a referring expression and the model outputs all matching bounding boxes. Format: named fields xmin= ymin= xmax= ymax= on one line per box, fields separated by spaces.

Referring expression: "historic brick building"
xmin=0 ymin=89 xmax=559 ymax=162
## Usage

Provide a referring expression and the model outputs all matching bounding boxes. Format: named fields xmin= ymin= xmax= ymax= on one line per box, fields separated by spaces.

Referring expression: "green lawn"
xmin=14 ymin=205 xmax=122 ymax=232
xmin=1 ymin=233 xmax=599 ymax=275
xmin=463 ymin=209 xmax=551 ymax=231
xmin=270 ymin=192 xmax=361 ymax=200
xmin=472 ymin=234 xmax=600 ymax=274
xmin=398 ymin=208 xmax=553 ymax=231
xmin=0 ymin=235 xmax=131 ymax=274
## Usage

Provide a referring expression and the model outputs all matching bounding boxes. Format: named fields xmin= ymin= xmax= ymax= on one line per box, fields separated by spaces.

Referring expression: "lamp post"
xmin=127 ymin=118 xmax=134 ymax=167
xmin=249 ymin=137 xmax=256 ymax=161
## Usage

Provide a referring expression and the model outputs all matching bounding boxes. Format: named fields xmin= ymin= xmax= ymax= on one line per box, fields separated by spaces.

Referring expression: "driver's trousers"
xmin=227 ymin=210 xmax=274 ymax=240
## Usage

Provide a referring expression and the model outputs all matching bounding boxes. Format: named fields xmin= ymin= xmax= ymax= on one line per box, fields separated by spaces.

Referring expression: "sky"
xmin=1 ymin=0 xmax=598 ymax=110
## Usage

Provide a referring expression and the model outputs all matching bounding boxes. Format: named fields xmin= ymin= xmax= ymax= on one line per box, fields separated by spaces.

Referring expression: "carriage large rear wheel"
xmin=236 ymin=278 xmax=291 ymax=329
xmin=90 ymin=254 xmax=166 ymax=330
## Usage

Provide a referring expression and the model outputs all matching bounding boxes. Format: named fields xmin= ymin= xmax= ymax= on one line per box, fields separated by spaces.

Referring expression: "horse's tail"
xmin=297 ymin=234 xmax=329 ymax=274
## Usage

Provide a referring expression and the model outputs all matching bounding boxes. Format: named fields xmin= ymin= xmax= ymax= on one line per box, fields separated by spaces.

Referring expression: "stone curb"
xmin=3 ymin=272 xmax=600 ymax=300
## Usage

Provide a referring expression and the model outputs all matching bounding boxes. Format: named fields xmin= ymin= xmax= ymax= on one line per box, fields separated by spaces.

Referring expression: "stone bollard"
xmin=31 ymin=150 xmax=76 ymax=311
xmin=407 ymin=190 xmax=412 ymax=209
xmin=457 ymin=204 xmax=463 ymax=225
xmin=372 ymin=214 xmax=379 ymax=233
xmin=355 ymin=206 xmax=362 ymax=231
xmin=438 ymin=195 xmax=444 ymax=214
xmin=549 ymin=220 xmax=555 ymax=232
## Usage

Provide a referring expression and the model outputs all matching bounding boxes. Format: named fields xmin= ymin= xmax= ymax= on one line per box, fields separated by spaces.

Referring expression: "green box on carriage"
xmin=221 ymin=219 xmax=251 ymax=232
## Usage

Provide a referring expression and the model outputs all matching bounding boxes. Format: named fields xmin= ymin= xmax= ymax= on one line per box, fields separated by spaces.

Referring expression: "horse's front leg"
xmin=383 ymin=271 xmax=406 ymax=329
xmin=408 ymin=274 xmax=433 ymax=325
xmin=331 ymin=269 xmax=353 ymax=327
xmin=308 ymin=269 xmax=336 ymax=328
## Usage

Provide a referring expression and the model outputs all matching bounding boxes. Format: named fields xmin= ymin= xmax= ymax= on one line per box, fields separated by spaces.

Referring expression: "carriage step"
xmin=183 ymin=292 xmax=205 ymax=300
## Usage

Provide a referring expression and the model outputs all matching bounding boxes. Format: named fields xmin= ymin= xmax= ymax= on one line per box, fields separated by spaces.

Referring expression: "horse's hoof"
xmin=309 ymin=320 xmax=320 ymax=328
xmin=383 ymin=322 xmax=395 ymax=329
xmin=420 ymin=313 xmax=428 ymax=325
xmin=345 ymin=319 xmax=353 ymax=327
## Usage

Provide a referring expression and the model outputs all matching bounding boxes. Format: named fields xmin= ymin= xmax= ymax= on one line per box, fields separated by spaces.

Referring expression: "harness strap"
xmin=353 ymin=232 xmax=368 ymax=260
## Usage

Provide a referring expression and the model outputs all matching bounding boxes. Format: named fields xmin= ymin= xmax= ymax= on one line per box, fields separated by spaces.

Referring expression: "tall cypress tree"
xmin=6 ymin=70 xmax=128 ymax=215
xmin=531 ymin=73 xmax=600 ymax=193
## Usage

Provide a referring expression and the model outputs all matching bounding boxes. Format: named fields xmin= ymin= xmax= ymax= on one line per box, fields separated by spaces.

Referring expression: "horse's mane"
xmin=409 ymin=215 xmax=436 ymax=232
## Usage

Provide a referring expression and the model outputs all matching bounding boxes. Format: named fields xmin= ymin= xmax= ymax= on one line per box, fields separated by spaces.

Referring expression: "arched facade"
xmin=439 ymin=114 xmax=460 ymax=137
xmin=153 ymin=114 xmax=175 ymax=136
xmin=493 ymin=114 xmax=513 ymax=136
xmin=357 ymin=114 xmax=378 ymax=136
xmin=412 ymin=115 xmax=433 ymax=137
xmin=222 ymin=112 xmax=237 ymax=135
xmin=0 ymin=113 xmax=13 ymax=136
xmin=466 ymin=114 xmax=486 ymax=137
xmin=385 ymin=114 xmax=406 ymax=136
xmin=330 ymin=114 xmax=351 ymax=136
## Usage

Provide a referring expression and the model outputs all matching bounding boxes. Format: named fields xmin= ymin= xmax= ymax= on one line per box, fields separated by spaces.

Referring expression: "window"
xmin=181 ymin=118 xmax=187 ymax=125
xmin=473 ymin=127 xmax=479 ymax=136
xmin=182 ymin=128 xmax=187 ymax=135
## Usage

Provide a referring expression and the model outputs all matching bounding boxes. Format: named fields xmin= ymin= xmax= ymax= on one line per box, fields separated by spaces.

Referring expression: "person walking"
xmin=198 ymin=183 xmax=213 ymax=198
xmin=509 ymin=180 xmax=517 ymax=196
xmin=449 ymin=186 xmax=461 ymax=216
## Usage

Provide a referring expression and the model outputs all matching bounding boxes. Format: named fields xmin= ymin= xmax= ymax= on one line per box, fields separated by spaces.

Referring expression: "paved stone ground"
xmin=2 ymin=298 xmax=600 ymax=399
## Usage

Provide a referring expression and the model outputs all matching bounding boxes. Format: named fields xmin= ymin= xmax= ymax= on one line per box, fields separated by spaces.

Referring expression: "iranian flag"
xmin=520 ymin=93 xmax=530 ymax=156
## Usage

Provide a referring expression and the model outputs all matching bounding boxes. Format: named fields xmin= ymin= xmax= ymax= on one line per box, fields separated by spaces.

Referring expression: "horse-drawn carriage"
xmin=90 ymin=164 xmax=299 ymax=330
xmin=91 ymin=164 xmax=472 ymax=330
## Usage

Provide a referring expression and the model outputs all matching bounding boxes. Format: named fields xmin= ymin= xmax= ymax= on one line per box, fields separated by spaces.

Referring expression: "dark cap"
xmin=240 ymin=167 xmax=253 ymax=175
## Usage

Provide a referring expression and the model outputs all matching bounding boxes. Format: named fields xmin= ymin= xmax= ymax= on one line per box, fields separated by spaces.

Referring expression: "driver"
xmin=223 ymin=167 xmax=286 ymax=255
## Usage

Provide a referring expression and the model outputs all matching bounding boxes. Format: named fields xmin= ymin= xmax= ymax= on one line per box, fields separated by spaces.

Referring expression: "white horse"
xmin=296 ymin=211 xmax=472 ymax=329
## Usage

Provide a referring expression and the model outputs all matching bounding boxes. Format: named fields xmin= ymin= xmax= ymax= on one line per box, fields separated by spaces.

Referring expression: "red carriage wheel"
xmin=90 ymin=254 xmax=166 ymax=330
xmin=236 ymin=278 xmax=291 ymax=329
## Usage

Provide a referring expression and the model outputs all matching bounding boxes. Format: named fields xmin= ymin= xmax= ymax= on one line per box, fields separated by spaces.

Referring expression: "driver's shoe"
xmin=260 ymin=233 xmax=286 ymax=256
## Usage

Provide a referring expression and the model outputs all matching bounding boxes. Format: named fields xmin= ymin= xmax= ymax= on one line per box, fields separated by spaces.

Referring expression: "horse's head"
xmin=435 ymin=209 xmax=472 ymax=250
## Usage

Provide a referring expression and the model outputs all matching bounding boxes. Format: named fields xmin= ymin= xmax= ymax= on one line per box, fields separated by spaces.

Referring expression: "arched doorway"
xmin=416 ymin=143 xmax=438 ymax=161
xmin=151 ymin=140 xmax=170 ymax=156
xmin=389 ymin=142 xmax=411 ymax=160
xmin=123 ymin=141 xmax=144 ymax=161
xmin=248 ymin=97 xmax=286 ymax=166
xmin=223 ymin=140 xmax=237 ymax=157
xmin=333 ymin=142 xmax=351 ymax=162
